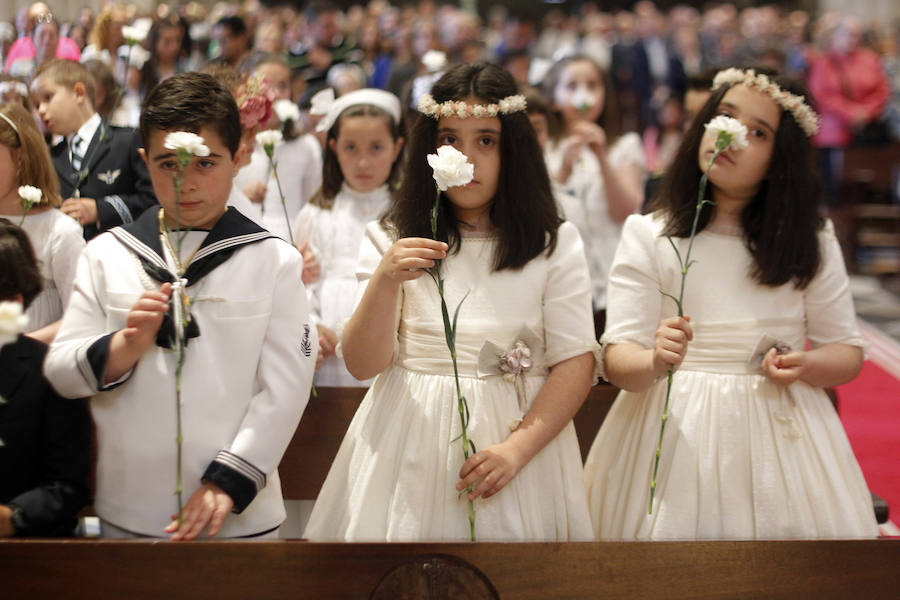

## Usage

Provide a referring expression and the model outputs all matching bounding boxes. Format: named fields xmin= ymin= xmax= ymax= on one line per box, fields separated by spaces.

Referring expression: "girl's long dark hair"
xmin=385 ymin=62 xmax=561 ymax=271
xmin=652 ymin=69 xmax=824 ymax=289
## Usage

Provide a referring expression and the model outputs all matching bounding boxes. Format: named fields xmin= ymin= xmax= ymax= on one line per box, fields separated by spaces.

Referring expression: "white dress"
xmin=303 ymin=221 xmax=599 ymax=541
xmin=229 ymin=134 xmax=321 ymax=241
xmin=545 ymin=132 xmax=646 ymax=308
xmin=291 ymin=183 xmax=391 ymax=387
xmin=584 ymin=214 xmax=879 ymax=540
xmin=1 ymin=209 xmax=85 ymax=332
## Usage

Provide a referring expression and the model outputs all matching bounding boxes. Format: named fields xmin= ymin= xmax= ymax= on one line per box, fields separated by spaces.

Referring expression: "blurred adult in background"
xmin=808 ymin=15 xmax=891 ymax=206
xmin=212 ymin=15 xmax=252 ymax=70
xmin=79 ymin=4 xmax=125 ymax=66
xmin=5 ymin=4 xmax=80 ymax=75
xmin=138 ymin=14 xmax=191 ymax=100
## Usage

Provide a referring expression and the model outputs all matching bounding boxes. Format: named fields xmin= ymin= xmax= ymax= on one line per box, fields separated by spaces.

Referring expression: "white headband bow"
xmin=315 ymin=88 xmax=402 ymax=133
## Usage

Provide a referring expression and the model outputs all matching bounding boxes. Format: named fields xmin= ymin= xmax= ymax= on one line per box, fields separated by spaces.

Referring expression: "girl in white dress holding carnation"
xmin=304 ymin=63 xmax=598 ymax=541
xmin=0 ymin=103 xmax=84 ymax=343
xmin=292 ymin=88 xmax=405 ymax=387
xmin=584 ymin=68 xmax=879 ymax=540
xmin=542 ymin=55 xmax=646 ymax=335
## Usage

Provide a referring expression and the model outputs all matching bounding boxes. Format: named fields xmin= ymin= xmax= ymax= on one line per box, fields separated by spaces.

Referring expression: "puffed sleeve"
xmin=608 ymin=131 xmax=647 ymax=171
xmin=804 ymin=219 xmax=865 ymax=348
xmin=542 ymin=222 xmax=602 ymax=377
xmin=601 ymin=213 xmax=664 ymax=351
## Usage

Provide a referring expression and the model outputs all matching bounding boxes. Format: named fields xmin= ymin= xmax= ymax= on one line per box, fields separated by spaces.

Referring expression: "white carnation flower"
xmin=427 ymin=145 xmax=474 ymax=191
xmin=164 ymin=131 xmax=211 ymax=157
xmin=122 ymin=24 xmax=148 ymax=45
xmin=704 ymin=115 xmax=749 ymax=151
xmin=18 ymin=185 xmax=42 ymax=205
xmin=273 ymin=99 xmax=300 ymax=124
xmin=422 ymin=50 xmax=447 ymax=73
xmin=255 ymin=129 xmax=284 ymax=149
xmin=0 ymin=301 xmax=26 ymax=347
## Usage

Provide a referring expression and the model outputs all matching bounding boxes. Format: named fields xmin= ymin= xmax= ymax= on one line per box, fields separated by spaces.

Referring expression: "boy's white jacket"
xmin=44 ymin=207 xmax=317 ymax=537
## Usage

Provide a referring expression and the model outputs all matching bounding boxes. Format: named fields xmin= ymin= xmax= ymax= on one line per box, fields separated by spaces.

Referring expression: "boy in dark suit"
xmin=30 ymin=58 xmax=155 ymax=239
xmin=0 ymin=218 xmax=90 ymax=537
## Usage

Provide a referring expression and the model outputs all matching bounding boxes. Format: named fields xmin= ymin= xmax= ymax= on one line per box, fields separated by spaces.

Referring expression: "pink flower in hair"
xmin=236 ymin=76 xmax=274 ymax=131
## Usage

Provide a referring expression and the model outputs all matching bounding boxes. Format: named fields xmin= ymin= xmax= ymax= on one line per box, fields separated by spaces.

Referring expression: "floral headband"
xmin=417 ymin=93 xmax=527 ymax=119
xmin=712 ymin=68 xmax=819 ymax=136
xmin=235 ymin=75 xmax=274 ymax=131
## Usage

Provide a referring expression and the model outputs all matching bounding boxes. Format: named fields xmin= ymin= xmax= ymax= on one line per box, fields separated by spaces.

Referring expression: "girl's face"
xmin=436 ymin=100 xmax=501 ymax=229
xmin=156 ymin=26 xmax=184 ymax=62
xmin=553 ymin=59 xmax=605 ymax=126
xmin=699 ymin=84 xmax=781 ymax=201
xmin=0 ymin=143 xmax=20 ymax=200
xmin=329 ymin=114 xmax=403 ymax=194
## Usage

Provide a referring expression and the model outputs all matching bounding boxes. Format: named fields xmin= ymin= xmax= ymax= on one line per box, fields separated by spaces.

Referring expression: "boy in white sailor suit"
xmin=31 ymin=59 xmax=155 ymax=241
xmin=44 ymin=72 xmax=317 ymax=540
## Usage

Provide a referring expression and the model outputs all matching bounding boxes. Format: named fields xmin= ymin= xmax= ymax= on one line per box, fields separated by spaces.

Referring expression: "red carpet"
xmin=837 ymin=360 xmax=900 ymax=530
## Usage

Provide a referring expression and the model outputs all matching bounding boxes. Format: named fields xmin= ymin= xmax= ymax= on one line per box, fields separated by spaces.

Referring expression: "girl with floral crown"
xmin=303 ymin=63 xmax=599 ymax=541
xmin=291 ymin=88 xmax=405 ymax=387
xmin=0 ymin=102 xmax=84 ymax=343
xmin=584 ymin=67 xmax=879 ymax=540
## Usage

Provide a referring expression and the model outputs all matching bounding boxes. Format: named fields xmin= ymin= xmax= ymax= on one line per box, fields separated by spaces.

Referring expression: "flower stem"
xmin=649 ymin=148 xmax=721 ymax=514
xmin=270 ymin=158 xmax=294 ymax=245
xmin=430 ymin=187 xmax=476 ymax=540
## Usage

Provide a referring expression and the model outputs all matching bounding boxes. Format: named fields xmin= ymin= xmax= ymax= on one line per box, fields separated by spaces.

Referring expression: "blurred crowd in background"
xmin=1 ymin=0 xmax=897 ymax=184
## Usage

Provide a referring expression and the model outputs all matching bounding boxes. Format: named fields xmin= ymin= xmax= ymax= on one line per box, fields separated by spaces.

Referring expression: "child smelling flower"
xmin=303 ymin=63 xmax=599 ymax=542
xmin=583 ymin=67 xmax=878 ymax=540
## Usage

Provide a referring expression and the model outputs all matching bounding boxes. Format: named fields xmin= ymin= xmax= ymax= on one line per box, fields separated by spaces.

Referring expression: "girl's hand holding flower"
xmin=243 ymin=181 xmax=267 ymax=205
xmin=457 ymin=441 xmax=527 ymax=501
xmin=653 ymin=316 xmax=692 ymax=377
xmin=376 ymin=238 xmax=448 ymax=284
xmin=571 ymin=120 xmax=608 ymax=158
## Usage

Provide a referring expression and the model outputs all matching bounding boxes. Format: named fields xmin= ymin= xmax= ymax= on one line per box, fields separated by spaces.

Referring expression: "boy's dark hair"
xmin=140 ymin=72 xmax=241 ymax=156
xmin=385 ymin=62 xmax=562 ymax=272
xmin=541 ymin=54 xmax=621 ymax=145
xmin=653 ymin=67 xmax=824 ymax=289
xmin=0 ymin=218 xmax=43 ymax=309
xmin=34 ymin=59 xmax=96 ymax=108
xmin=313 ymin=104 xmax=404 ymax=209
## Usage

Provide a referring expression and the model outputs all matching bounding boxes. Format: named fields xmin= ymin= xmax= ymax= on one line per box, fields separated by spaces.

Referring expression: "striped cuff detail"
xmin=203 ymin=452 xmax=266 ymax=514
xmin=214 ymin=451 xmax=265 ymax=491
xmin=103 ymin=195 xmax=133 ymax=224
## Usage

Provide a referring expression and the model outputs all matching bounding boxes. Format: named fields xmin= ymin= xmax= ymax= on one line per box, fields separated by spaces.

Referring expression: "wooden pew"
xmin=279 ymin=384 xmax=620 ymax=500
xmin=2 ymin=538 xmax=898 ymax=598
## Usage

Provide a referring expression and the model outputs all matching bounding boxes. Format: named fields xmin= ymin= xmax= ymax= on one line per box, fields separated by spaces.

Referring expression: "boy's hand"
xmin=164 ymin=481 xmax=234 ymax=541
xmin=104 ymin=283 xmax=173 ymax=384
xmin=376 ymin=238 xmax=448 ymax=284
xmin=298 ymin=242 xmax=320 ymax=284
xmin=762 ymin=348 xmax=807 ymax=386
xmin=653 ymin=315 xmax=692 ymax=376
xmin=122 ymin=283 xmax=172 ymax=351
xmin=243 ymin=181 xmax=267 ymax=204
xmin=61 ymin=197 xmax=99 ymax=225
xmin=317 ymin=324 xmax=338 ymax=357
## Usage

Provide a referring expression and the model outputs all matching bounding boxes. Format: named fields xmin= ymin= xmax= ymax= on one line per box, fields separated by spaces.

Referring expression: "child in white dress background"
xmin=584 ymin=67 xmax=879 ymax=540
xmin=0 ymin=103 xmax=84 ymax=343
xmin=292 ymin=88 xmax=404 ymax=387
xmin=542 ymin=55 xmax=646 ymax=335
xmin=304 ymin=63 xmax=598 ymax=541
